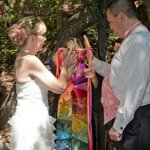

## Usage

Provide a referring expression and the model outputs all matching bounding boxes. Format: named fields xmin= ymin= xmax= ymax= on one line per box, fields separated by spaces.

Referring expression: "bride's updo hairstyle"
xmin=8 ymin=16 xmax=47 ymax=46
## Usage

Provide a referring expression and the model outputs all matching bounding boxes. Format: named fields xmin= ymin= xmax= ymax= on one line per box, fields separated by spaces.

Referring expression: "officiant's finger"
xmin=83 ymin=35 xmax=91 ymax=48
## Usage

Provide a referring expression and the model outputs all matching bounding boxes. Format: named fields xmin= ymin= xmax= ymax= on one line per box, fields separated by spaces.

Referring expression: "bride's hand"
xmin=62 ymin=48 xmax=77 ymax=69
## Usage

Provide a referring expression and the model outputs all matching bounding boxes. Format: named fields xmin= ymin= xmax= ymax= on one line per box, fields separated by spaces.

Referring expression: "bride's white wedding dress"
xmin=8 ymin=79 xmax=56 ymax=150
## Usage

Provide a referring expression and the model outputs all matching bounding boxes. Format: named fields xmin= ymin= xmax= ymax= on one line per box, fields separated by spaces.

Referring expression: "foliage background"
xmin=0 ymin=0 xmax=148 ymax=73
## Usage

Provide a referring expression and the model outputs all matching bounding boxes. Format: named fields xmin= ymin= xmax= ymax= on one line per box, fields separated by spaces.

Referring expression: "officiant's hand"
xmin=83 ymin=35 xmax=94 ymax=61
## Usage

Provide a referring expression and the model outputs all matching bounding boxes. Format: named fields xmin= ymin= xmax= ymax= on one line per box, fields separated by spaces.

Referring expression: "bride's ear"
xmin=29 ymin=34 xmax=37 ymax=40
xmin=27 ymin=35 xmax=33 ymax=43
xmin=27 ymin=35 xmax=37 ymax=49
xmin=29 ymin=35 xmax=35 ymax=41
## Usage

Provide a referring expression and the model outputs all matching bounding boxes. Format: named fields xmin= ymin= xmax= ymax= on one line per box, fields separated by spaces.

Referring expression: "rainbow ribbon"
xmin=86 ymin=49 xmax=93 ymax=150
xmin=56 ymin=48 xmax=93 ymax=149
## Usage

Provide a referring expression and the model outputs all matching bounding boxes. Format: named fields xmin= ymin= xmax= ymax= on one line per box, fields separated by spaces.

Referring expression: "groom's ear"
xmin=118 ymin=11 xmax=126 ymax=22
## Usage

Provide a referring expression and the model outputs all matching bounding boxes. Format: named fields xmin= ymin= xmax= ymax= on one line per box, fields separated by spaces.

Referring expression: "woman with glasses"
xmin=8 ymin=16 xmax=77 ymax=150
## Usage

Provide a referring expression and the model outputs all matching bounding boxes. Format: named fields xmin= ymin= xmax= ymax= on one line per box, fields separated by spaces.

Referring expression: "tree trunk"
xmin=0 ymin=83 xmax=16 ymax=130
xmin=144 ymin=0 xmax=150 ymax=23
xmin=138 ymin=0 xmax=150 ymax=29
xmin=40 ymin=6 xmax=98 ymax=62
xmin=55 ymin=8 xmax=96 ymax=47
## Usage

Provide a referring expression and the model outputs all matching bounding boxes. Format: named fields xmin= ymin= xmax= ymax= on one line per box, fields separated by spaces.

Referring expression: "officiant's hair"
xmin=62 ymin=37 xmax=83 ymax=49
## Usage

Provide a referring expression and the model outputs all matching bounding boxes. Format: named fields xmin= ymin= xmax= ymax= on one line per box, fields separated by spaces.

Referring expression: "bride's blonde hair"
xmin=8 ymin=16 xmax=47 ymax=46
